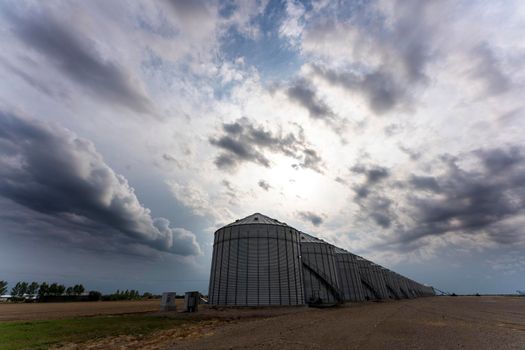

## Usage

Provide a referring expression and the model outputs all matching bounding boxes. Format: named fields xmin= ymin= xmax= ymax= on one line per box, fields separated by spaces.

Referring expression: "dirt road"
xmin=170 ymin=296 xmax=525 ymax=350
xmin=0 ymin=300 xmax=161 ymax=321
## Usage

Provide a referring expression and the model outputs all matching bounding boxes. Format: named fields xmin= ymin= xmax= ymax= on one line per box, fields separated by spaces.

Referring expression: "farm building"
xmin=208 ymin=213 xmax=434 ymax=306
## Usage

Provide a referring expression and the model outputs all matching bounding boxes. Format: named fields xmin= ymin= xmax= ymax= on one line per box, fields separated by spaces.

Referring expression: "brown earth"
xmin=4 ymin=296 xmax=525 ymax=349
xmin=0 ymin=299 xmax=161 ymax=321
xmin=167 ymin=296 xmax=525 ymax=350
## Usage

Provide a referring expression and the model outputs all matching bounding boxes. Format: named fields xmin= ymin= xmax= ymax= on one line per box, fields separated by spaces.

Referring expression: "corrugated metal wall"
xmin=208 ymin=223 xmax=304 ymax=306
xmin=355 ymin=258 xmax=378 ymax=300
xmin=335 ymin=252 xmax=366 ymax=302
xmin=300 ymin=242 xmax=342 ymax=304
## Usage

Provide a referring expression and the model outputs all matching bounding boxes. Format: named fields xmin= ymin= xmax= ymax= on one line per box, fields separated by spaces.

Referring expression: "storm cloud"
xmin=4 ymin=9 xmax=155 ymax=115
xmin=353 ymin=147 xmax=525 ymax=249
xmin=0 ymin=111 xmax=200 ymax=256
xmin=209 ymin=117 xmax=324 ymax=173
xmin=401 ymin=148 xmax=525 ymax=243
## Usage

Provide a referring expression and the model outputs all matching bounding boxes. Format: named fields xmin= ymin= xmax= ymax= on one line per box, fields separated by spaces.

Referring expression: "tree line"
xmin=1 ymin=280 xmax=156 ymax=302
xmin=1 ymin=280 xmax=85 ymax=298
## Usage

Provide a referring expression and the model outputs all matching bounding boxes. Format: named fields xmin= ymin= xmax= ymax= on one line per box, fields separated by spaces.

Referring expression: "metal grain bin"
xmin=356 ymin=257 xmax=382 ymax=300
xmin=208 ymin=213 xmax=304 ymax=306
xmin=300 ymin=234 xmax=343 ymax=305
xmin=334 ymin=248 xmax=366 ymax=302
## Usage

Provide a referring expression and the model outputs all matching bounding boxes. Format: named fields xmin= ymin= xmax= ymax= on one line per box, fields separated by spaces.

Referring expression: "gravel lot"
xmin=171 ymin=296 xmax=525 ymax=350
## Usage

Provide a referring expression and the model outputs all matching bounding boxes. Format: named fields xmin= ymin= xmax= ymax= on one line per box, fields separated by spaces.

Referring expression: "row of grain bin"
xmin=208 ymin=213 xmax=435 ymax=306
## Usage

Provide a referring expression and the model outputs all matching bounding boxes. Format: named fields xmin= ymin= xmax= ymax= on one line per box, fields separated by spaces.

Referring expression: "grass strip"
xmin=0 ymin=314 xmax=188 ymax=350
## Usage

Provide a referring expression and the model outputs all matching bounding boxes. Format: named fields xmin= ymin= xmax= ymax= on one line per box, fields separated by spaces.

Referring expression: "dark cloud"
xmin=286 ymin=79 xmax=348 ymax=140
xmin=409 ymin=175 xmax=441 ymax=193
xmin=296 ymin=148 xmax=325 ymax=174
xmin=258 ymin=180 xmax=271 ymax=191
xmin=476 ymin=147 xmax=524 ymax=174
xmin=298 ymin=211 xmax=324 ymax=227
xmin=402 ymin=152 xmax=525 ymax=243
xmin=0 ymin=111 xmax=200 ymax=256
xmin=351 ymin=164 xmax=390 ymax=184
xmin=209 ymin=117 xmax=324 ymax=173
xmin=367 ymin=196 xmax=394 ymax=229
xmin=351 ymin=166 xmax=396 ymax=228
xmin=287 ymin=79 xmax=334 ymax=119
xmin=5 ymin=10 xmax=155 ymax=115
xmin=358 ymin=146 xmax=525 ymax=249
xmin=311 ymin=65 xmax=408 ymax=115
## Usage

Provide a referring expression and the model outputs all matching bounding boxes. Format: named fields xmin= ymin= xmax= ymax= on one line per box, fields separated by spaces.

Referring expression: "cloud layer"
xmin=348 ymin=147 xmax=525 ymax=250
xmin=4 ymin=8 xmax=155 ymax=115
xmin=209 ymin=117 xmax=325 ymax=173
xmin=0 ymin=111 xmax=200 ymax=256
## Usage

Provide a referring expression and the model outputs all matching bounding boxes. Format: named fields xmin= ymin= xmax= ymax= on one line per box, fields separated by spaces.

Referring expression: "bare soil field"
xmin=3 ymin=296 xmax=525 ymax=349
xmin=0 ymin=300 xmax=162 ymax=321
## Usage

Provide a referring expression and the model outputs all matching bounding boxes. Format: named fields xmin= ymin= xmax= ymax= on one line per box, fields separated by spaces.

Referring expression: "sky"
xmin=0 ymin=0 xmax=524 ymax=295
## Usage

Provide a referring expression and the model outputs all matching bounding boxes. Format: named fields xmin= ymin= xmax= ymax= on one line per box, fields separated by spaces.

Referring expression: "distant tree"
xmin=27 ymin=282 xmax=39 ymax=296
xmin=142 ymin=292 xmax=152 ymax=299
xmin=11 ymin=283 xmax=19 ymax=297
xmin=0 ymin=281 xmax=7 ymax=295
xmin=49 ymin=283 xmax=58 ymax=296
xmin=11 ymin=282 xmax=26 ymax=297
xmin=66 ymin=287 xmax=74 ymax=296
xmin=21 ymin=282 xmax=28 ymax=296
xmin=39 ymin=282 xmax=49 ymax=297
xmin=73 ymin=284 xmax=85 ymax=296
xmin=88 ymin=290 xmax=102 ymax=301
xmin=56 ymin=284 xmax=65 ymax=296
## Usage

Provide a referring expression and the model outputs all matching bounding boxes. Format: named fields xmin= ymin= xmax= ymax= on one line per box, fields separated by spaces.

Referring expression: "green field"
xmin=0 ymin=315 xmax=189 ymax=350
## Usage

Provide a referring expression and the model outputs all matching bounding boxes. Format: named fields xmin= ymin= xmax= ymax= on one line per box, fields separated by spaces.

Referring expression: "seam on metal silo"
xmin=235 ymin=226 xmax=240 ymax=305
xmin=257 ymin=227 xmax=260 ymax=306
xmin=224 ymin=226 xmax=231 ymax=304
xmin=341 ymin=256 xmax=348 ymax=301
xmin=284 ymin=228 xmax=291 ymax=304
xmin=245 ymin=228 xmax=249 ymax=305
xmin=292 ymin=229 xmax=299 ymax=305
xmin=276 ymin=228 xmax=282 ymax=305
xmin=311 ymin=246 xmax=321 ymax=300
xmin=342 ymin=256 xmax=351 ymax=301
xmin=216 ymin=230 xmax=224 ymax=305
xmin=266 ymin=224 xmax=271 ymax=304
xmin=325 ymin=246 xmax=336 ymax=302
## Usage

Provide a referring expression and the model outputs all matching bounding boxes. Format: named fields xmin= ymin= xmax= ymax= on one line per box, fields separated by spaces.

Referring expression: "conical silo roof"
xmin=222 ymin=212 xmax=289 ymax=228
